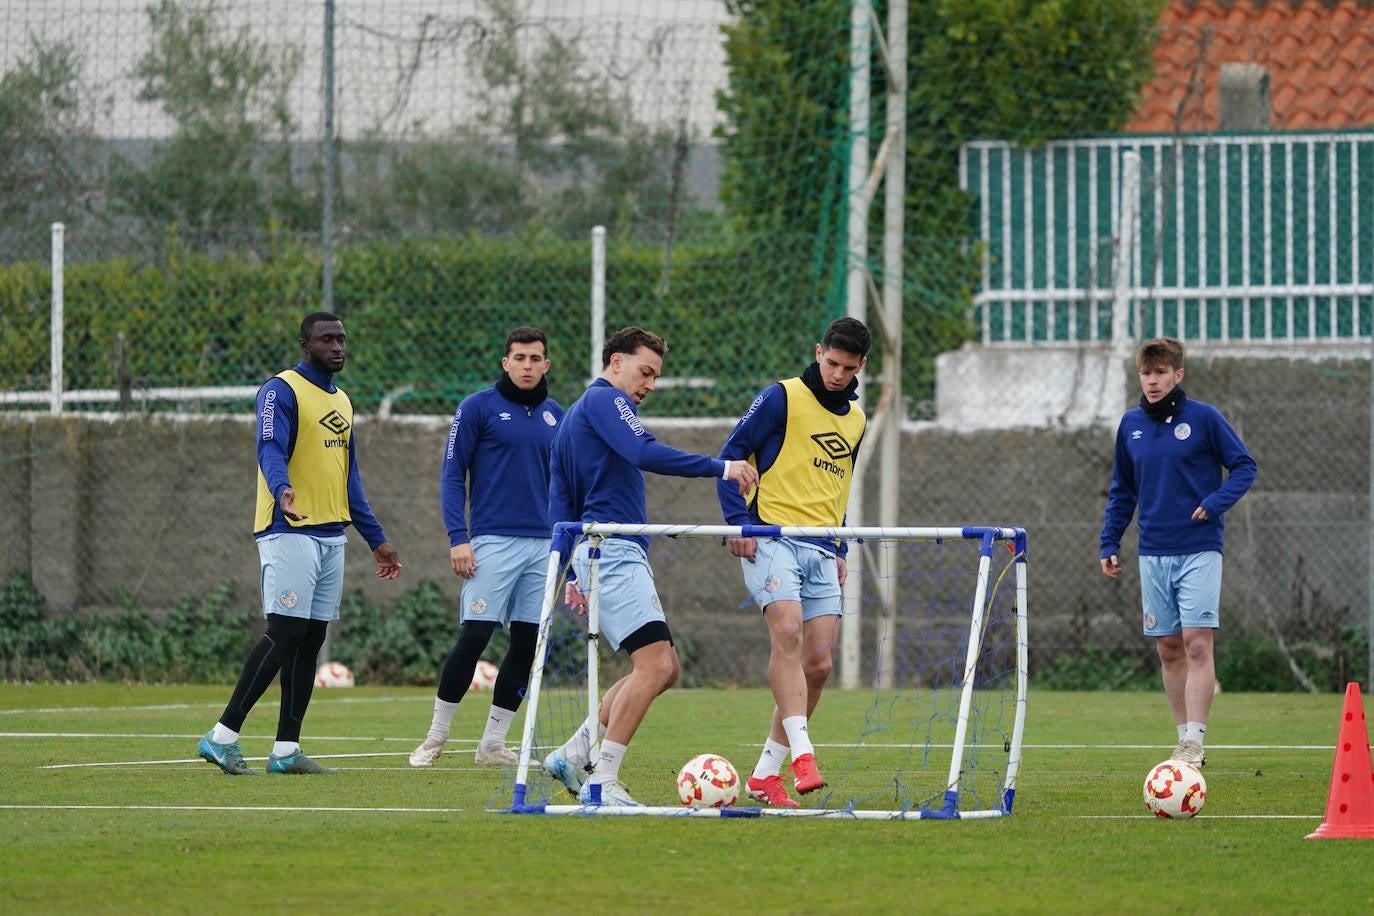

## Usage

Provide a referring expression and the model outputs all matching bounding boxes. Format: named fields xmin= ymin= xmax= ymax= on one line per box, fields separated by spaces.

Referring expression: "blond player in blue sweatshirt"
xmin=1100 ymin=337 xmax=1257 ymax=768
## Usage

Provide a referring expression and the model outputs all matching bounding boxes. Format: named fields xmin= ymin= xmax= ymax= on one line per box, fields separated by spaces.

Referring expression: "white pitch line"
xmin=38 ymin=751 xmax=423 ymax=769
xmin=1081 ymin=814 xmax=1319 ymax=820
xmin=0 ymin=804 xmax=1326 ymax=821
xmin=1 ymin=732 xmax=446 ymax=742
xmin=0 ymin=695 xmax=430 ymax=716
xmin=7 ymin=732 xmax=1332 ymax=752
xmin=0 ymin=804 xmax=470 ymax=813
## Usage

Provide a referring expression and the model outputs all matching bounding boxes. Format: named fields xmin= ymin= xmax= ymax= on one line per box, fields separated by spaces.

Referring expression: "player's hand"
xmin=1191 ymin=506 xmax=1209 ymax=521
xmin=565 ymin=581 xmax=588 ymax=615
xmin=374 ymin=542 xmax=403 ymax=580
xmin=726 ymin=536 xmax=757 ymax=563
xmin=450 ymin=543 xmax=477 ymax=579
xmin=279 ymin=488 xmax=308 ymax=522
xmin=725 ymin=460 xmax=760 ymax=495
xmin=837 ymin=555 xmax=848 ymax=587
xmin=1100 ymin=556 xmax=1121 ymax=579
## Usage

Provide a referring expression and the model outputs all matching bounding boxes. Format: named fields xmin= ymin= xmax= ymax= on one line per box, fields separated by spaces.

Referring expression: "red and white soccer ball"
xmin=470 ymin=660 xmax=499 ymax=692
xmin=314 ymin=661 xmax=355 ymax=688
xmin=1143 ymin=759 xmax=1207 ymax=819
xmin=677 ymin=753 xmax=740 ymax=808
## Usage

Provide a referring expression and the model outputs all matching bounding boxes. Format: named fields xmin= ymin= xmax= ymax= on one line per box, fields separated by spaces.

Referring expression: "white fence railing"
xmin=960 ymin=132 xmax=1374 ymax=351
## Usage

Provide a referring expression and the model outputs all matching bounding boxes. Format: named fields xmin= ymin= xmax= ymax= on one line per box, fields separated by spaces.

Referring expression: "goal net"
xmin=503 ymin=523 xmax=1027 ymax=820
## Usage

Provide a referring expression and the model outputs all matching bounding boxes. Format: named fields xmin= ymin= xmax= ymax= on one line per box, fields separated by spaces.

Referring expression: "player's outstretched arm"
xmin=722 ymin=458 xmax=759 ymax=495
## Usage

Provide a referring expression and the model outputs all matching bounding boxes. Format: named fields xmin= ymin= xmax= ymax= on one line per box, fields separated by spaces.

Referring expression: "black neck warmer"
xmin=1140 ymin=386 xmax=1185 ymax=423
xmin=496 ymin=372 xmax=548 ymax=408
xmin=801 ymin=361 xmax=858 ymax=415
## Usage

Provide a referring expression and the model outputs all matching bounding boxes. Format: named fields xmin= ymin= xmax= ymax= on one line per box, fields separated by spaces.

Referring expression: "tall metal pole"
xmin=877 ymin=0 xmax=907 ymax=651
xmin=321 ymin=0 xmax=337 ymax=311
xmin=840 ymin=0 xmax=872 ymax=689
xmin=50 ymin=222 xmax=64 ymax=416
xmin=591 ymin=226 xmax=606 ymax=382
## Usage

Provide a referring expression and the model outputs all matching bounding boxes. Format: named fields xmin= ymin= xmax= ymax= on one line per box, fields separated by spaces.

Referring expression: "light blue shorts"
xmin=572 ymin=538 xmax=663 ymax=652
xmin=460 ymin=535 xmax=551 ymax=627
xmin=741 ymin=538 xmax=842 ymax=622
xmin=257 ymin=532 xmax=348 ymax=621
xmin=1139 ymin=551 xmax=1223 ymax=635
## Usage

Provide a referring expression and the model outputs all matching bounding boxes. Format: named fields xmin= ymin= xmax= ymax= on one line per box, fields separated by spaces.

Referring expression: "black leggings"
xmin=436 ymin=620 xmax=539 ymax=712
xmin=218 ymin=614 xmax=329 ymax=742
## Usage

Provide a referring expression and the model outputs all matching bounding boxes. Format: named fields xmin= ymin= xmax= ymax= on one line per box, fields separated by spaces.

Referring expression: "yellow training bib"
xmin=254 ymin=370 xmax=353 ymax=533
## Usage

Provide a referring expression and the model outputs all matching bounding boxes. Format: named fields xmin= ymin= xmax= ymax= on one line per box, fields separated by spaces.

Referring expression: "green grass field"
xmin=3 ymin=684 xmax=1372 ymax=914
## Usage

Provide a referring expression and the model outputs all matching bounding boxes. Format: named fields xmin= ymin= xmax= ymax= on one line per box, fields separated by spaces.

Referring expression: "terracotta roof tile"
xmin=1126 ymin=0 xmax=1374 ymax=133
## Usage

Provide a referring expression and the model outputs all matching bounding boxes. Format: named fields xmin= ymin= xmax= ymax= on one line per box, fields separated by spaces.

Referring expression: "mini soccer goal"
xmin=505 ymin=523 xmax=1027 ymax=820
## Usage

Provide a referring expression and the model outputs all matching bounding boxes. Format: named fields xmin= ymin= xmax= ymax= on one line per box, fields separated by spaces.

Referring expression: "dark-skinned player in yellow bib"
xmin=197 ymin=312 xmax=402 ymax=776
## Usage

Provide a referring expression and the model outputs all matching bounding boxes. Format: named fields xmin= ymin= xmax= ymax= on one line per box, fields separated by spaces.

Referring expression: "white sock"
xmin=480 ymin=705 xmax=516 ymax=749
xmin=561 ymin=714 xmax=601 ymax=767
xmin=781 ymin=716 xmax=814 ymax=758
xmin=1177 ymin=723 xmax=1187 ymax=742
xmin=272 ymin=740 xmax=301 ymax=757
xmin=211 ymin=723 xmax=238 ymax=744
xmin=753 ymin=738 xmax=790 ymax=779
xmin=594 ymin=739 xmax=628 ymax=785
xmin=1184 ymin=722 xmax=1206 ymax=746
xmin=426 ymin=698 xmax=460 ymax=744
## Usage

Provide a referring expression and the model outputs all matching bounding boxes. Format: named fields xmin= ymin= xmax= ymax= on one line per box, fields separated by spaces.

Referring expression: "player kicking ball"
xmin=717 ymin=317 xmax=870 ymax=806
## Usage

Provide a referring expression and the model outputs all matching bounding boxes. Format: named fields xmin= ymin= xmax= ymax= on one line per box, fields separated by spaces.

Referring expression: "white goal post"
xmin=508 ymin=523 xmax=1028 ymax=820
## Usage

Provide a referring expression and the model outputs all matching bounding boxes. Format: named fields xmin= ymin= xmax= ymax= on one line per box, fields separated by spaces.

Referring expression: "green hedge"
xmin=0 ymin=234 xmax=847 ymax=417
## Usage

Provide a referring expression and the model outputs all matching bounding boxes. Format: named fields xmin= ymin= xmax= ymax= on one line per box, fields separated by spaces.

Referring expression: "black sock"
xmin=492 ymin=622 xmax=538 ymax=712
xmin=436 ymin=620 xmax=499 ymax=704
xmin=218 ymin=615 xmax=305 ymax=732
xmin=276 ymin=619 xmax=328 ymax=744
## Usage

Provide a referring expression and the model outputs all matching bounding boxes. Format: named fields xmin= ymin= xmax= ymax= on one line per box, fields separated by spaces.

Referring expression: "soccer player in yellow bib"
xmin=717 ymin=317 xmax=870 ymax=807
xmin=197 ymin=312 xmax=402 ymax=776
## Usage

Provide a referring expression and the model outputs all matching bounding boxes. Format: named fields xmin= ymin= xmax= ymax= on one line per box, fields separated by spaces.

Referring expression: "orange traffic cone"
xmin=1307 ymin=682 xmax=1374 ymax=839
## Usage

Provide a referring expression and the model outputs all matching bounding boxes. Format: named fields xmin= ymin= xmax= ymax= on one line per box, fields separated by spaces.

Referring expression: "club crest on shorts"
xmin=1143 ymin=610 xmax=1157 ymax=629
xmin=763 ymin=574 xmax=781 ymax=593
xmin=278 ymin=589 xmax=299 ymax=609
xmin=469 ymin=596 xmax=489 ymax=615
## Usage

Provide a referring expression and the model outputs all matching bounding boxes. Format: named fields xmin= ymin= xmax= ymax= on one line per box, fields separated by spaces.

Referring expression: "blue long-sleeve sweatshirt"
xmin=549 ymin=378 xmax=724 ymax=555
xmin=441 ymin=382 xmax=564 ymax=546
xmin=255 ymin=360 xmax=388 ymax=549
xmin=1099 ymin=397 xmax=1257 ymax=559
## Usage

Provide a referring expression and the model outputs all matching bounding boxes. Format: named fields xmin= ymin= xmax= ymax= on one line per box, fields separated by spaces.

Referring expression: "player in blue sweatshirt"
xmin=198 ymin=312 xmax=402 ymax=777
xmin=408 ymin=326 xmax=565 ymax=769
xmin=541 ymin=326 xmax=758 ymax=806
xmin=1100 ymin=337 xmax=1257 ymax=768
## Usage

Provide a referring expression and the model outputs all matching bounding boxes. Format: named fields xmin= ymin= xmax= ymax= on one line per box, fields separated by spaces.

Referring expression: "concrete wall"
xmin=1 ymin=352 xmax=1365 ymax=682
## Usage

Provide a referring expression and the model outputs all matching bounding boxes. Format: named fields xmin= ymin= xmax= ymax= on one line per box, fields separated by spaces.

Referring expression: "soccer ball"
xmin=469 ymin=660 xmax=499 ymax=691
xmin=677 ymin=753 xmax=740 ymax=808
xmin=1143 ymin=759 xmax=1207 ymax=819
xmin=314 ymin=661 xmax=354 ymax=688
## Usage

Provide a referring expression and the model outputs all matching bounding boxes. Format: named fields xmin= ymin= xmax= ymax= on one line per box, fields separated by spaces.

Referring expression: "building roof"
xmin=1126 ymin=0 xmax=1374 ymax=133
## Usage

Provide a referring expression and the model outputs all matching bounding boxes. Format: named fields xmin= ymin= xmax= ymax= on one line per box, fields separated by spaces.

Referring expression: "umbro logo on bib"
xmin=318 ymin=410 xmax=351 ymax=435
xmin=810 ymin=432 xmax=852 ymax=460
